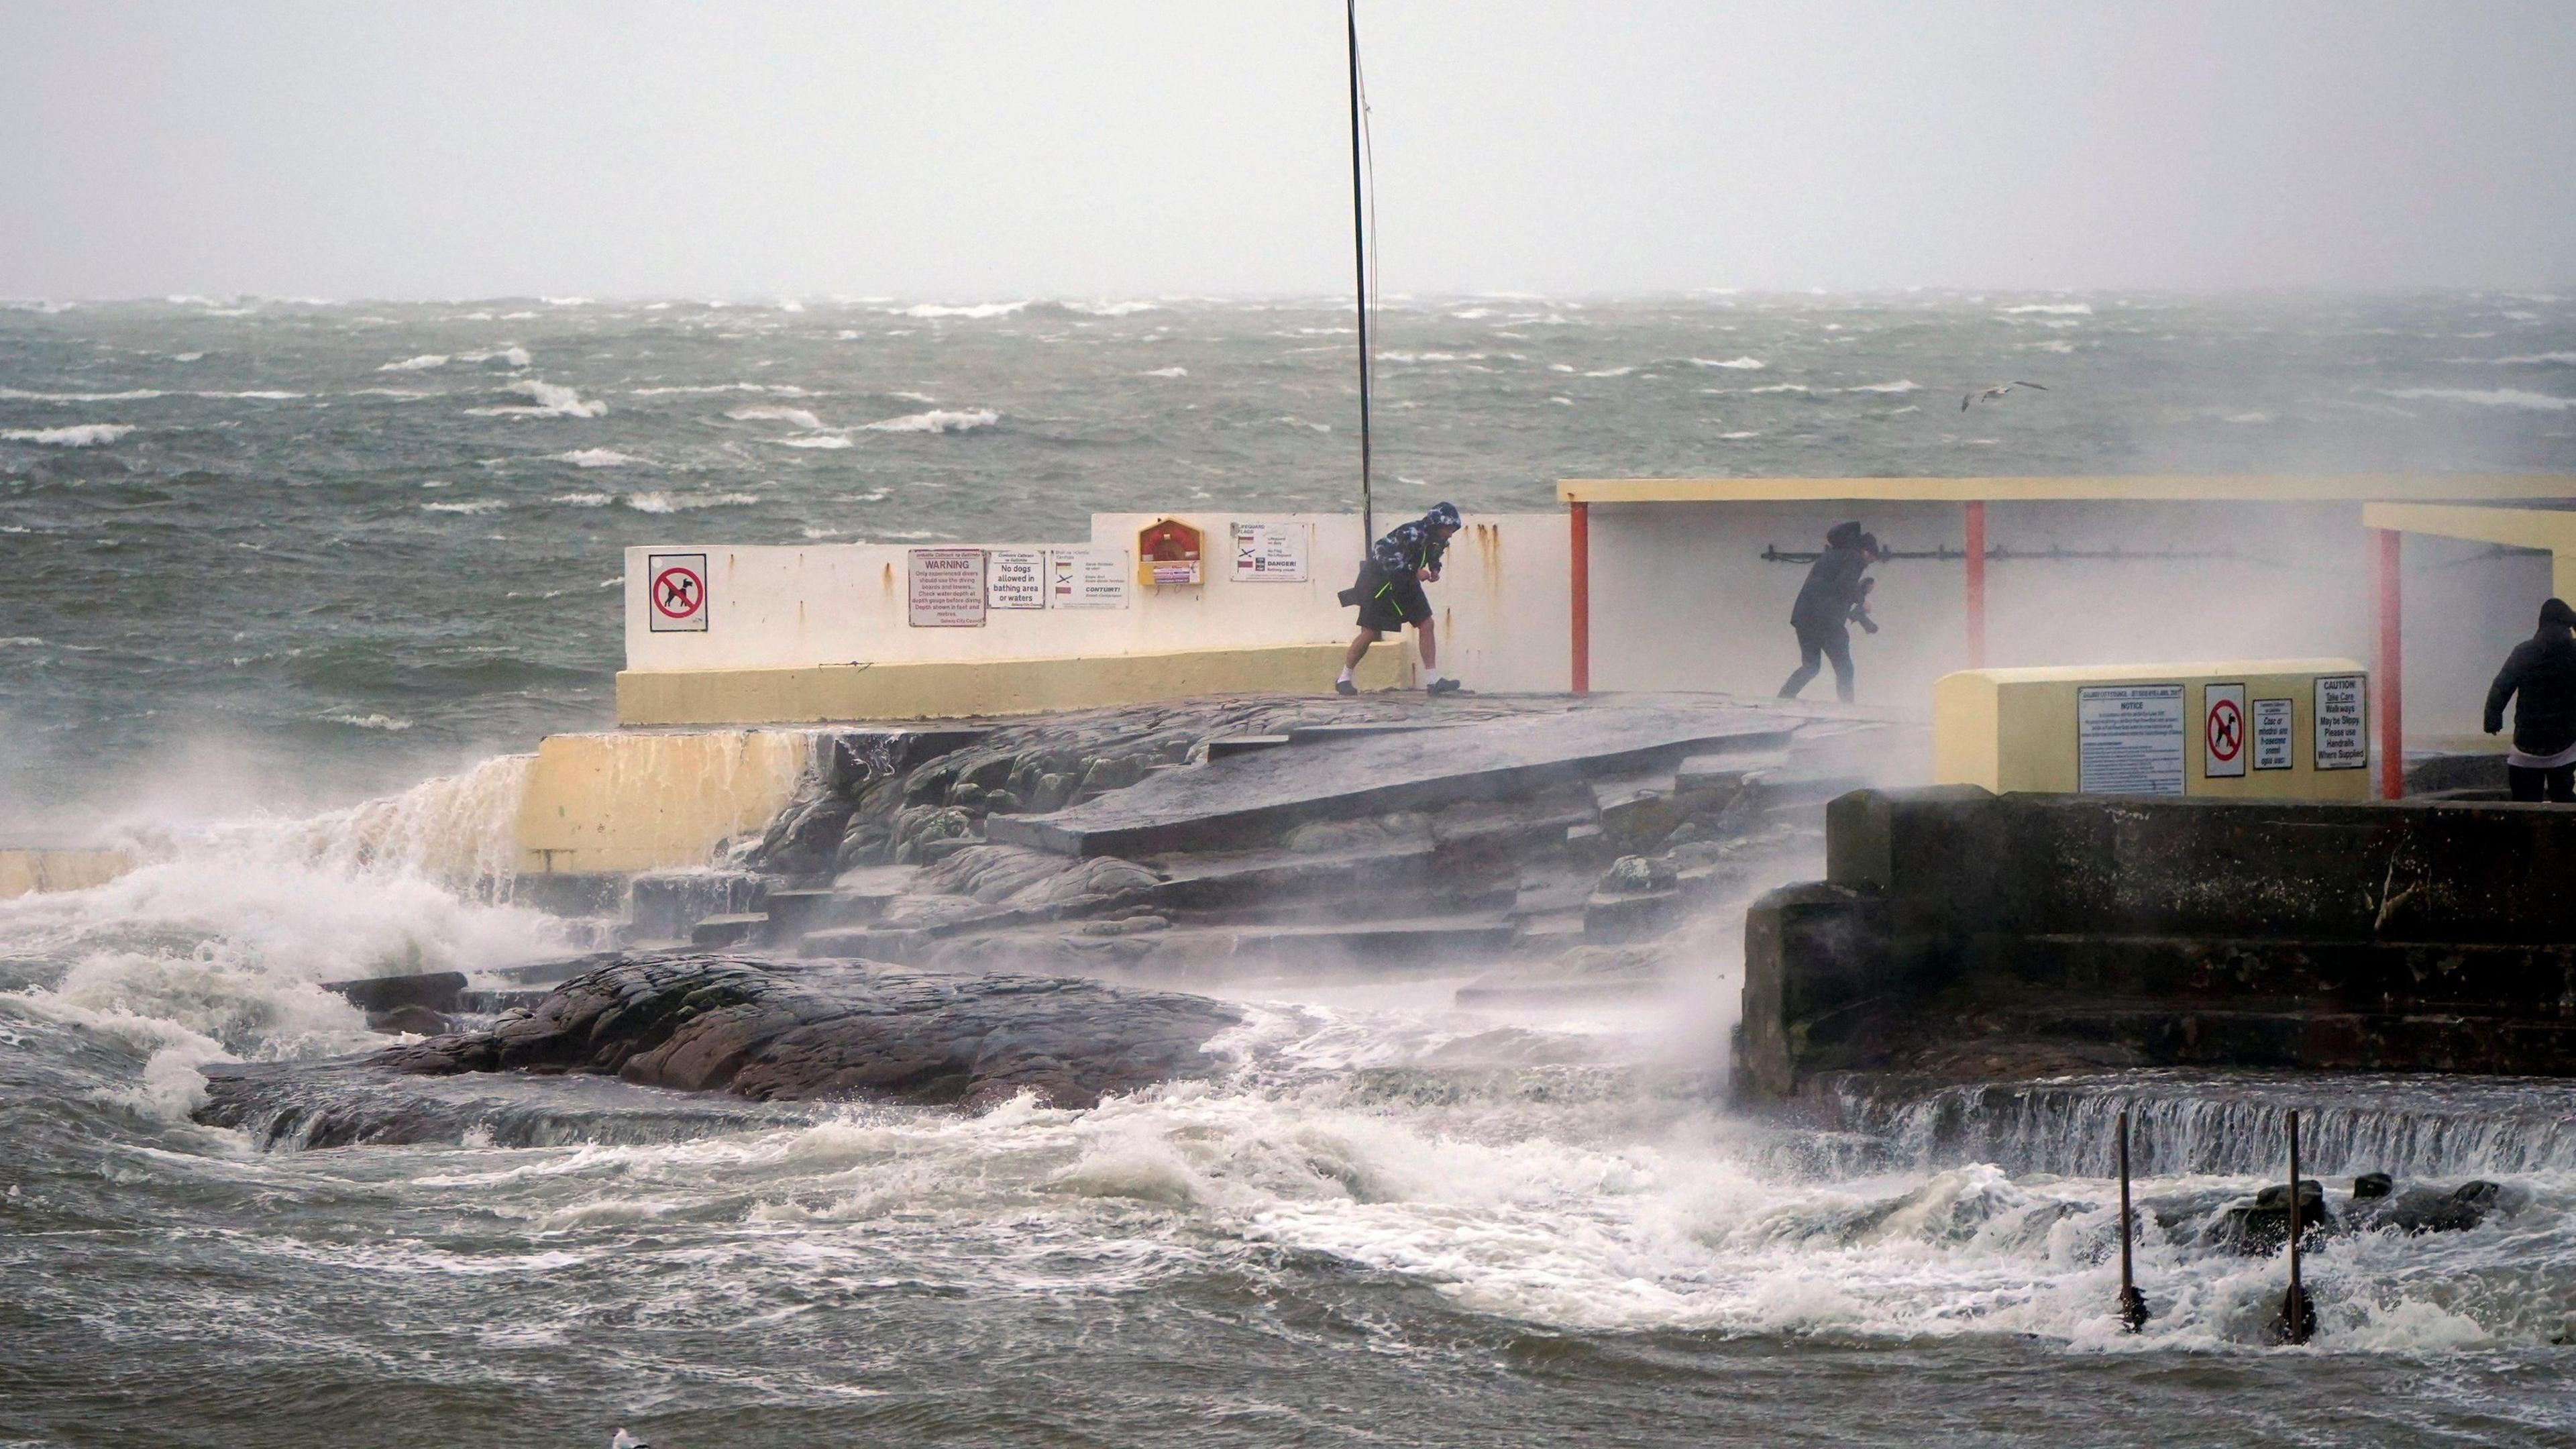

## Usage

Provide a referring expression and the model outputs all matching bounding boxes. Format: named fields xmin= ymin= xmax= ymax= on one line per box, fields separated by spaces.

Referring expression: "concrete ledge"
xmin=0 ymin=848 xmax=133 ymax=900
xmin=517 ymin=730 xmax=818 ymax=875
xmin=615 ymin=644 xmax=1412 ymax=727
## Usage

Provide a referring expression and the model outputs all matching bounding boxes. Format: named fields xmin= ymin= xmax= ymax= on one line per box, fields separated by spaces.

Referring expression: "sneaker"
xmin=1334 ymin=678 xmax=1358 ymax=696
xmin=1426 ymin=677 xmax=1464 ymax=695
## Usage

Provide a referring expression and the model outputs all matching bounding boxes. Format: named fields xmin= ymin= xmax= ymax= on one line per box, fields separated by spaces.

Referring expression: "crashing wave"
xmin=467 ymin=380 xmax=606 ymax=419
xmin=554 ymin=448 xmax=635 ymax=468
xmin=2 ymin=423 xmax=136 ymax=446
xmin=861 ymin=409 xmax=998 ymax=434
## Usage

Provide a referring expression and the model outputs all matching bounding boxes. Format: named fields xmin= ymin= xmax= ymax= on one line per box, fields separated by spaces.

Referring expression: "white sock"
xmin=1422 ymin=668 xmax=1443 ymax=686
xmin=1336 ymin=666 xmax=1354 ymax=684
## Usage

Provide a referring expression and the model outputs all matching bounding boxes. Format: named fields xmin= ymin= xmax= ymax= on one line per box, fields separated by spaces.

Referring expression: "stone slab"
xmin=990 ymin=702 xmax=1803 ymax=858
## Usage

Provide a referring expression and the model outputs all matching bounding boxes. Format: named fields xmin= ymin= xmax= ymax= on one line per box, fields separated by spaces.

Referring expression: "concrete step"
xmin=1585 ymin=890 xmax=1682 ymax=944
xmin=801 ymin=924 xmax=930 ymax=961
xmin=760 ymin=888 xmax=838 ymax=938
xmin=690 ymin=912 xmax=770 ymax=948
xmin=1142 ymin=842 xmax=1439 ymax=912
xmin=990 ymin=704 xmax=1801 ymax=858
xmin=629 ymin=871 xmax=767 ymax=941
xmin=1221 ymin=914 xmax=1518 ymax=968
xmin=1206 ymin=734 xmax=1293 ymax=760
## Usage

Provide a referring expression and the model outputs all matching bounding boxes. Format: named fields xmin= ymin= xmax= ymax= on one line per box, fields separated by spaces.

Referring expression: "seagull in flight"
xmin=1963 ymin=380 xmax=2049 ymax=411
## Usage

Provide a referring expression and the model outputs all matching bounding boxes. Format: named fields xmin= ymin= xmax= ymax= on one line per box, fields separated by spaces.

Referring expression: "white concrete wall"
xmin=623 ymin=512 xmax=1576 ymax=694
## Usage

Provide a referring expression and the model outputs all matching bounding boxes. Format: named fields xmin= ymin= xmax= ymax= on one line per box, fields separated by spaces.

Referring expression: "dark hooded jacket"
xmin=2486 ymin=614 xmax=2576 ymax=756
xmin=1790 ymin=521 xmax=1874 ymax=635
xmin=1371 ymin=505 xmax=1458 ymax=578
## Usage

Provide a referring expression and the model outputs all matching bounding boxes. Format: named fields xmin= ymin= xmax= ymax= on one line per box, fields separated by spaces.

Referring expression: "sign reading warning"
xmin=2077 ymin=684 xmax=2187 ymax=796
xmin=906 ymin=548 xmax=987 ymax=627
xmin=2314 ymin=673 xmax=2368 ymax=770
xmin=646 ymin=552 xmax=708 ymax=633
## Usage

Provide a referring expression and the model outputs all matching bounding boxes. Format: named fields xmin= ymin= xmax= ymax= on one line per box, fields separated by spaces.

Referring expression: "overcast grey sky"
xmin=3 ymin=0 xmax=2571 ymax=300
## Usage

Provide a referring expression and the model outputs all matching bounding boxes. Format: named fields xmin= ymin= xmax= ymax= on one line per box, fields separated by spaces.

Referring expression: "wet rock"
xmin=2353 ymin=1171 xmax=2394 ymax=1200
xmin=365 ymin=1004 xmax=451 ymax=1036
xmin=2210 ymin=1179 xmax=2333 ymax=1254
xmin=751 ymin=792 xmax=857 ymax=877
xmin=1601 ymin=855 xmax=1677 ymax=895
xmin=2351 ymin=1178 xmax=2506 ymax=1235
xmin=322 ymin=971 xmax=466 ymax=1015
xmin=1283 ymin=813 xmax=1429 ymax=855
xmin=1028 ymin=772 xmax=1074 ymax=813
xmin=235 ymin=954 xmax=1244 ymax=1114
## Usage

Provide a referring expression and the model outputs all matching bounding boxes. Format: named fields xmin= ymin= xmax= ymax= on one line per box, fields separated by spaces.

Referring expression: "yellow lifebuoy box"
xmin=1136 ymin=518 xmax=1203 ymax=588
xmin=1933 ymin=659 xmax=2373 ymax=800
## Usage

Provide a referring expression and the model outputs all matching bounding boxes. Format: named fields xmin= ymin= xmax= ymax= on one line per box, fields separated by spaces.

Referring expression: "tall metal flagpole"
xmin=1346 ymin=0 xmax=1373 ymax=549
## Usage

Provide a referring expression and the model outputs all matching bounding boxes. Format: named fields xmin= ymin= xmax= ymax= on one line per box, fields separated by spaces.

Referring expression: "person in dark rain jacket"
xmin=1778 ymin=520 xmax=1880 ymax=702
xmin=1336 ymin=502 xmax=1464 ymax=695
xmin=2485 ymin=596 xmax=2576 ymax=802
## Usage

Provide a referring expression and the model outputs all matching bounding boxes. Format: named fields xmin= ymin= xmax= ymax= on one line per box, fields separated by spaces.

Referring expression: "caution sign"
xmin=2253 ymin=698 xmax=2294 ymax=770
xmin=907 ymin=548 xmax=987 ymax=627
xmin=2314 ymin=673 xmax=2368 ymax=770
xmin=1230 ymin=521 xmax=1309 ymax=582
xmin=2077 ymin=684 xmax=2186 ymax=796
xmin=646 ymin=552 xmax=708 ymax=633
xmin=2202 ymin=682 xmax=2247 ymax=779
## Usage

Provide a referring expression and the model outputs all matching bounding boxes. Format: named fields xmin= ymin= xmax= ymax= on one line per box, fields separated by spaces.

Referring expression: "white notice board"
xmin=2314 ymin=674 xmax=2368 ymax=769
xmin=1048 ymin=547 xmax=1130 ymax=609
xmin=2253 ymin=698 xmax=2294 ymax=770
xmin=2077 ymin=684 xmax=2187 ymax=796
xmin=987 ymin=548 xmax=1044 ymax=610
xmin=906 ymin=547 xmax=987 ymax=627
xmin=2202 ymin=683 xmax=2248 ymax=780
xmin=1230 ymin=521 xmax=1310 ymax=582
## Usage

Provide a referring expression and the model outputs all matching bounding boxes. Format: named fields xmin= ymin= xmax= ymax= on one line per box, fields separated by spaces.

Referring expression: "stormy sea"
xmin=7 ymin=293 xmax=2576 ymax=1446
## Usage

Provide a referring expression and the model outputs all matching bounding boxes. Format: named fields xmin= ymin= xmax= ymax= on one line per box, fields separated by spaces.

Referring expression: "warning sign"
xmin=987 ymin=547 xmax=1044 ymax=610
xmin=2077 ymin=684 xmax=2187 ymax=796
xmin=2314 ymin=673 xmax=2368 ymax=770
xmin=1048 ymin=547 xmax=1129 ymax=609
xmin=907 ymin=548 xmax=987 ymax=627
xmin=646 ymin=552 xmax=708 ymax=633
xmin=1230 ymin=521 xmax=1310 ymax=582
xmin=2253 ymin=698 xmax=2294 ymax=770
xmin=2202 ymin=682 xmax=2248 ymax=779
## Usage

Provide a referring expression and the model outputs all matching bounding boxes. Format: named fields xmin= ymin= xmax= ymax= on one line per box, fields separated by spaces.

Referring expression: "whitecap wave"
xmin=468 ymin=380 xmax=606 ymax=419
xmin=1691 ymin=357 xmax=1767 ymax=370
xmin=552 ymin=492 xmax=614 ymax=507
xmin=1065 ymin=300 xmax=1161 ymax=317
xmin=0 ymin=387 xmax=166 ymax=402
xmin=2000 ymin=303 xmax=2093 ymax=315
xmin=774 ymin=435 xmax=855 ymax=449
xmin=3 ymin=423 xmax=136 ymax=446
xmin=620 ymin=491 xmax=761 ymax=514
xmin=861 ymin=409 xmax=998 ymax=434
xmin=555 ymin=448 xmax=635 ymax=468
xmin=421 ymin=498 xmax=508 ymax=515
xmin=323 ymin=711 xmax=414 ymax=732
xmin=1139 ymin=367 xmax=1189 ymax=378
xmin=2382 ymin=387 xmax=2576 ymax=411
xmin=896 ymin=301 xmax=1026 ymax=320
xmin=1849 ymin=380 xmax=1919 ymax=394
xmin=727 ymin=405 xmax=826 ymax=429
xmin=378 ymin=354 xmax=451 ymax=372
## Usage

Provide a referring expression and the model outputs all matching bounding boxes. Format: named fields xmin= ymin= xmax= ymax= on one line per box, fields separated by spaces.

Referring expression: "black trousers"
xmin=2509 ymin=763 xmax=2576 ymax=802
xmin=1780 ymin=623 xmax=1854 ymax=703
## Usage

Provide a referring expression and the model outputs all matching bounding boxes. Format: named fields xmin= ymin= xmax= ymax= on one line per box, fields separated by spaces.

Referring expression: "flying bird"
xmin=1963 ymin=380 xmax=2049 ymax=411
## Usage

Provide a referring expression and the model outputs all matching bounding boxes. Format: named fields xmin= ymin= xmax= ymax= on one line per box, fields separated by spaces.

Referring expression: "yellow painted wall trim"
xmin=1933 ymin=659 xmax=2372 ymax=800
xmin=517 ymin=729 xmax=816 ymax=875
xmin=615 ymin=642 xmax=1411 ymax=728
xmin=1560 ymin=475 xmax=2576 ymax=505
xmin=2361 ymin=502 xmax=2576 ymax=599
xmin=0 ymin=848 xmax=133 ymax=900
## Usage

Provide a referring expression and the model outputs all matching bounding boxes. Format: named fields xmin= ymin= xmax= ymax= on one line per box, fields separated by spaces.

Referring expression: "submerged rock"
xmin=202 ymin=954 xmax=1244 ymax=1136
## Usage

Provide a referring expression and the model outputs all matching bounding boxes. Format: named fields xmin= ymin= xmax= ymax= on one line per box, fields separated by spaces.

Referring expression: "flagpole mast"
xmin=1346 ymin=0 xmax=1374 ymax=549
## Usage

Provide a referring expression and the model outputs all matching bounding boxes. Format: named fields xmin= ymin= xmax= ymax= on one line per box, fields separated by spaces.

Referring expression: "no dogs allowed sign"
xmin=647 ymin=553 xmax=708 ymax=632
xmin=2202 ymin=683 xmax=2247 ymax=779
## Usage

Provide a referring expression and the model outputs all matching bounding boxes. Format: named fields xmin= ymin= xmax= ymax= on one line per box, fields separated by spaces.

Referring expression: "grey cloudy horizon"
xmin=3 ymin=0 xmax=2571 ymax=302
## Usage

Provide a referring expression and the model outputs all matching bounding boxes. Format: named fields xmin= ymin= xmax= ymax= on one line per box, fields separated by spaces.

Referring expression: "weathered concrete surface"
xmin=203 ymin=955 xmax=1243 ymax=1134
xmin=1744 ymin=786 xmax=2576 ymax=1096
xmin=988 ymin=701 xmax=1806 ymax=858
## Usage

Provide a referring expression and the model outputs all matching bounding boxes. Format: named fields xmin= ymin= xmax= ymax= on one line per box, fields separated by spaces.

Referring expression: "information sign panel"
xmin=2253 ymin=698 xmax=2294 ymax=771
xmin=2202 ymin=682 xmax=2248 ymax=779
xmin=2313 ymin=674 xmax=2368 ymax=770
xmin=906 ymin=547 xmax=987 ymax=627
xmin=1049 ymin=547 xmax=1130 ymax=609
xmin=1230 ymin=521 xmax=1310 ymax=582
xmin=2077 ymin=684 xmax=2187 ymax=796
xmin=987 ymin=547 xmax=1044 ymax=610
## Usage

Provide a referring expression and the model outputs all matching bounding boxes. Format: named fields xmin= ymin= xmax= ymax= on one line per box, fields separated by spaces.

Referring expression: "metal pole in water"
xmin=2117 ymin=1109 xmax=2147 ymax=1332
xmin=2278 ymin=1109 xmax=2316 ymax=1345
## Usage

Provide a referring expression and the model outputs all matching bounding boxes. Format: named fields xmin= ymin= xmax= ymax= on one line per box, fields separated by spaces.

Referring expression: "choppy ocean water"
xmin=6 ymin=293 xmax=2576 ymax=1446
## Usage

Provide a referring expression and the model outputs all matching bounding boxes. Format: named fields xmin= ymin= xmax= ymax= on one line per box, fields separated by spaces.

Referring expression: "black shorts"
xmin=1355 ymin=569 xmax=1431 ymax=632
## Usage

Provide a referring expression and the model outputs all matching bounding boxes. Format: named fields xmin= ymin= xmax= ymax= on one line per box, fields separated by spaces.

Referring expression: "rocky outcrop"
xmin=201 ymin=955 xmax=1244 ymax=1139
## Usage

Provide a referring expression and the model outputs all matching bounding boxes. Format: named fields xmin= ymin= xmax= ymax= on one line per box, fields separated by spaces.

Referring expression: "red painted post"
xmin=1569 ymin=502 xmax=1591 ymax=694
xmin=1964 ymin=500 xmax=1988 ymax=669
xmin=2374 ymin=527 xmax=2404 ymax=800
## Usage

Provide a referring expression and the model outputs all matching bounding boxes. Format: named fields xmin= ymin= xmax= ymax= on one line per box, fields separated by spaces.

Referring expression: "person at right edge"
xmin=2483 ymin=596 xmax=2576 ymax=802
xmin=1778 ymin=520 xmax=1879 ymax=703
xmin=1336 ymin=501 xmax=1464 ymax=696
